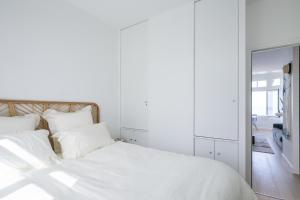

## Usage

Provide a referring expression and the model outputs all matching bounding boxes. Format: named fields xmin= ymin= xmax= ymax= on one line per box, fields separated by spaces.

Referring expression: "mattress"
xmin=0 ymin=142 xmax=257 ymax=200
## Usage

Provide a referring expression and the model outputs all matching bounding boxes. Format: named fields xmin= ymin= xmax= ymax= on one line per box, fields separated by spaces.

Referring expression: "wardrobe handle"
xmin=217 ymin=152 xmax=221 ymax=156
xmin=144 ymin=101 xmax=148 ymax=106
xmin=209 ymin=151 xmax=213 ymax=154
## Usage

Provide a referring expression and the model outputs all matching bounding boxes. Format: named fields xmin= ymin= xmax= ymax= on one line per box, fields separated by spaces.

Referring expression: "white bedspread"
xmin=0 ymin=142 xmax=257 ymax=200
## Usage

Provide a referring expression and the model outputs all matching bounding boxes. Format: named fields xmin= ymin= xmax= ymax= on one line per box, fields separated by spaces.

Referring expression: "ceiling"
xmin=64 ymin=0 xmax=192 ymax=29
xmin=252 ymin=47 xmax=294 ymax=74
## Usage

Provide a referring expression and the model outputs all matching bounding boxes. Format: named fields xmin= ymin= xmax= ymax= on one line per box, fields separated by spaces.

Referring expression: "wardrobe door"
xmin=120 ymin=22 xmax=148 ymax=130
xmin=194 ymin=137 xmax=215 ymax=159
xmin=215 ymin=140 xmax=238 ymax=170
xmin=132 ymin=129 xmax=148 ymax=146
xmin=194 ymin=0 xmax=238 ymax=140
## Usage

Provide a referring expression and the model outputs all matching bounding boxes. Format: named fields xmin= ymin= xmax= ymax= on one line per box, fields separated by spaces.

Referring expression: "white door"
xmin=132 ymin=129 xmax=148 ymax=146
xmin=215 ymin=140 xmax=238 ymax=170
xmin=194 ymin=137 xmax=215 ymax=159
xmin=147 ymin=3 xmax=194 ymax=155
xmin=121 ymin=22 xmax=148 ymax=130
xmin=194 ymin=0 xmax=238 ymax=140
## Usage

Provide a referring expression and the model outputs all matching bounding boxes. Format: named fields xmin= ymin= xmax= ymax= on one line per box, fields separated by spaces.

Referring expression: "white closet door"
xmin=147 ymin=3 xmax=194 ymax=155
xmin=194 ymin=137 xmax=214 ymax=159
xmin=194 ymin=0 xmax=238 ymax=140
xmin=215 ymin=140 xmax=238 ymax=170
xmin=121 ymin=22 xmax=148 ymax=130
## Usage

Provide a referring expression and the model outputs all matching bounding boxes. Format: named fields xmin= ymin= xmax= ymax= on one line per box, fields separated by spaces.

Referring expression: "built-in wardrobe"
xmin=120 ymin=21 xmax=148 ymax=146
xmin=194 ymin=0 xmax=239 ymax=170
xmin=120 ymin=0 xmax=240 ymax=171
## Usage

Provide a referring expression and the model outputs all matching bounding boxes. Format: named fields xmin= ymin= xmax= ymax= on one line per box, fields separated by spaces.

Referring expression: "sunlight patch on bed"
xmin=0 ymin=175 xmax=24 ymax=191
xmin=0 ymin=139 xmax=46 ymax=169
xmin=0 ymin=162 xmax=20 ymax=175
xmin=0 ymin=158 xmax=24 ymax=190
xmin=0 ymin=183 xmax=53 ymax=200
xmin=0 ymin=164 xmax=24 ymax=190
xmin=49 ymin=171 xmax=77 ymax=188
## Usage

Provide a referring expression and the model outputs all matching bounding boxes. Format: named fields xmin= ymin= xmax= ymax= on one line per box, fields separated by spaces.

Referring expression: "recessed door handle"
xmin=217 ymin=152 xmax=221 ymax=156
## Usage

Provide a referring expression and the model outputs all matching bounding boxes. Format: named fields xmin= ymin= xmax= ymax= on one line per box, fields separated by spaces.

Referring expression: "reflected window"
xmin=267 ymin=90 xmax=279 ymax=116
xmin=272 ymin=78 xmax=281 ymax=86
xmin=257 ymin=80 xmax=267 ymax=88
xmin=252 ymin=91 xmax=267 ymax=115
xmin=252 ymin=89 xmax=279 ymax=116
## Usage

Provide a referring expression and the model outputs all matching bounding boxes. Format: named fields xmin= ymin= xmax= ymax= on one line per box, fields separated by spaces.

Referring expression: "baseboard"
xmin=255 ymin=192 xmax=284 ymax=200
xmin=281 ymin=152 xmax=294 ymax=172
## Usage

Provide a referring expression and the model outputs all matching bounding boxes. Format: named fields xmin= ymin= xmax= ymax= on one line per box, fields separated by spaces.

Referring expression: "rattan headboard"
xmin=0 ymin=99 xmax=100 ymax=153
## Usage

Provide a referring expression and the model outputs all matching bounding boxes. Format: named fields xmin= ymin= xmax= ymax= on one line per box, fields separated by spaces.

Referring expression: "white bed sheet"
xmin=0 ymin=142 xmax=257 ymax=200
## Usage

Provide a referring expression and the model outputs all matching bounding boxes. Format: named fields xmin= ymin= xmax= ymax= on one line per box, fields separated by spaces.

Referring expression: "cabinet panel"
xmin=194 ymin=0 xmax=238 ymax=140
xmin=215 ymin=140 xmax=238 ymax=170
xmin=147 ymin=3 xmax=194 ymax=155
xmin=120 ymin=22 xmax=148 ymax=130
xmin=194 ymin=138 xmax=214 ymax=159
xmin=132 ymin=129 xmax=148 ymax=146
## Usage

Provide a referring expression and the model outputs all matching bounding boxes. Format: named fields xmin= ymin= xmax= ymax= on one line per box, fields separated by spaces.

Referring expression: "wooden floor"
xmin=252 ymin=130 xmax=300 ymax=200
xmin=256 ymin=193 xmax=283 ymax=200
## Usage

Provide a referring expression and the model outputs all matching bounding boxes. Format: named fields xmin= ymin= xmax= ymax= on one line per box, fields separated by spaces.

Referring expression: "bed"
xmin=0 ymin=99 xmax=257 ymax=200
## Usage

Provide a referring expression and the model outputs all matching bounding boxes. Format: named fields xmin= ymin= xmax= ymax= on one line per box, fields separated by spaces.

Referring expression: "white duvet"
xmin=0 ymin=142 xmax=257 ymax=200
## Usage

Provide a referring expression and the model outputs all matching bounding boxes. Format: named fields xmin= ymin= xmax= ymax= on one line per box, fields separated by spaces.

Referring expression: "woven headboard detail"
xmin=0 ymin=99 xmax=100 ymax=153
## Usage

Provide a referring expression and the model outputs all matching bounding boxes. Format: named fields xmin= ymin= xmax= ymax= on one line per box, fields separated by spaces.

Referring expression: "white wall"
xmin=247 ymin=0 xmax=300 ymax=179
xmin=0 ymin=0 xmax=119 ymax=137
xmin=147 ymin=2 xmax=194 ymax=155
xmin=247 ymin=0 xmax=300 ymax=50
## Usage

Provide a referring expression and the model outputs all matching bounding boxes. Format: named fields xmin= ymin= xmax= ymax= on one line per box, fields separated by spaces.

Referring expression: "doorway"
xmin=251 ymin=45 xmax=300 ymax=200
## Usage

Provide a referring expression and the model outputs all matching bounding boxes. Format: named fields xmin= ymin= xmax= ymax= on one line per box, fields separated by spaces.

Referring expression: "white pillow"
xmin=55 ymin=123 xmax=114 ymax=159
xmin=0 ymin=114 xmax=40 ymax=134
xmin=0 ymin=130 xmax=59 ymax=171
xmin=42 ymin=105 xmax=93 ymax=133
